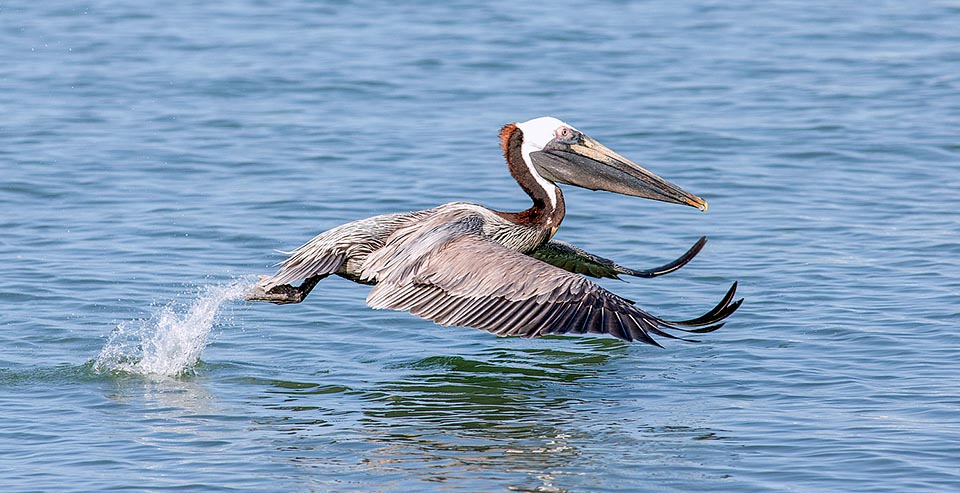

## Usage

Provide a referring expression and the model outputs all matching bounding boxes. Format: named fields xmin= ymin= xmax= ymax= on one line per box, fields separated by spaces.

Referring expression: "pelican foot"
xmin=245 ymin=275 xmax=324 ymax=305
xmin=245 ymin=282 xmax=305 ymax=304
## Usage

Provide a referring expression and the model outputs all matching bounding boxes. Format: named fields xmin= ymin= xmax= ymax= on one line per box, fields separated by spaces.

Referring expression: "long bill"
xmin=530 ymin=134 xmax=708 ymax=211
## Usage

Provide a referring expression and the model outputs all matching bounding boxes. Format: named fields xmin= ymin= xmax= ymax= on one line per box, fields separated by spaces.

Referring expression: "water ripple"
xmin=3 ymin=0 xmax=960 ymax=491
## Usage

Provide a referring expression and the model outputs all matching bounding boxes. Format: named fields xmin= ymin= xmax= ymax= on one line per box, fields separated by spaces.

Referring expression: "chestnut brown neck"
xmin=494 ymin=123 xmax=565 ymax=230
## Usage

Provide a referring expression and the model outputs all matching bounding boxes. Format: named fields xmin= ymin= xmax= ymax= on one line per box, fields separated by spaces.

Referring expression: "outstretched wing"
xmin=361 ymin=215 xmax=739 ymax=346
xmin=529 ymin=236 xmax=707 ymax=279
xmin=259 ymin=231 xmax=347 ymax=289
xmin=258 ymin=211 xmax=430 ymax=290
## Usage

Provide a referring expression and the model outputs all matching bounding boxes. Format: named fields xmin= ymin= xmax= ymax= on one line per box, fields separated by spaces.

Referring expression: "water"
xmin=93 ymin=280 xmax=248 ymax=377
xmin=2 ymin=1 xmax=959 ymax=491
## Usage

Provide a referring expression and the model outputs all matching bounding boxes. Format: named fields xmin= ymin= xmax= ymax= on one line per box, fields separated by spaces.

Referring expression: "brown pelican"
xmin=246 ymin=117 xmax=741 ymax=346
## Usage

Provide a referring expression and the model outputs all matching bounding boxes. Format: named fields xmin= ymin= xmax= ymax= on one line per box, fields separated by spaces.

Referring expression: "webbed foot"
xmin=245 ymin=275 xmax=323 ymax=305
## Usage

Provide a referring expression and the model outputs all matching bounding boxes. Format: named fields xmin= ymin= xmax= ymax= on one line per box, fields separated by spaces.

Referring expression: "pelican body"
xmin=246 ymin=117 xmax=741 ymax=346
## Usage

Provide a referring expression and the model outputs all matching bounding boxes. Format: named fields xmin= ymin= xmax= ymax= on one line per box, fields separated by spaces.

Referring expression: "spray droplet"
xmin=94 ymin=279 xmax=251 ymax=378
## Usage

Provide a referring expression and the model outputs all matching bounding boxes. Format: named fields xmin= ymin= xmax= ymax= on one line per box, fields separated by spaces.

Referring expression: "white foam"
xmin=94 ymin=279 xmax=250 ymax=378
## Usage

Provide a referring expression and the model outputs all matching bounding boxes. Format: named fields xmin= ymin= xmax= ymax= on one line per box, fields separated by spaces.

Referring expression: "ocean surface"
xmin=2 ymin=1 xmax=959 ymax=491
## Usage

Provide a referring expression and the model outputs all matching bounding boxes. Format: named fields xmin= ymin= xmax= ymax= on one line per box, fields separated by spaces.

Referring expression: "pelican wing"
xmin=361 ymin=215 xmax=738 ymax=346
xmin=261 ymin=235 xmax=347 ymax=289
xmin=259 ymin=211 xmax=431 ymax=290
xmin=529 ymin=236 xmax=707 ymax=279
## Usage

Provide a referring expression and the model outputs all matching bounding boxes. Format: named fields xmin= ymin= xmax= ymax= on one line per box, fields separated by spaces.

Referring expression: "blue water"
xmin=2 ymin=1 xmax=959 ymax=491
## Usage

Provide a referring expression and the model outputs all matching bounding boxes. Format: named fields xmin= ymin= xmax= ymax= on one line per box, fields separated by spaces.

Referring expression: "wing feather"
xmin=529 ymin=236 xmax=707 ymax=279
xmin=265 ymin=251 xmax=345 ymax=288
xmin=362 ymin=214 xmax=738 ymax=346
xmin=260 ymin=211 xmax=431 ymax=290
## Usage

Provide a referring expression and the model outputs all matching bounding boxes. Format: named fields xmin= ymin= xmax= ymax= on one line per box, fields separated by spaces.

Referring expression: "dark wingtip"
xmin=651 ymin=282 xmax=742 ymax=343
xmin=649 ymin=326 xmax=701 ymax=343
xmin=668 ymin=281 xmax=740 ymax=327
xmin=684 ymin=322 xmax=725 ymax=334
xmin=620 ymin=236 xmax=708 ymax=278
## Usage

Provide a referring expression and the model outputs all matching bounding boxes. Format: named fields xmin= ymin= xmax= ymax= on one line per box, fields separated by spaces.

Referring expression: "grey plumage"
xmin=257 ymin=202 xmax=549 ymax=289
xmin=259 ymin=209 xmax=433 ymax=289
xmin=251 ymin=203 xmax=734 ymax=345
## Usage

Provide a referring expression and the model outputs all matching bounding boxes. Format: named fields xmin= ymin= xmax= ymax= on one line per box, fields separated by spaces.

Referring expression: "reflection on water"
xmin=367 ymin=344 xmax=611 ymax=422
xmin=231 ymin=339 xmax=730 ymax=491
xmin=102 ymin=371 xmax=221 ymax=415
xmin=358 ymin=343 xmax=612 ymax=492
xmin=322 ymin=341 xmax=727 ymax=491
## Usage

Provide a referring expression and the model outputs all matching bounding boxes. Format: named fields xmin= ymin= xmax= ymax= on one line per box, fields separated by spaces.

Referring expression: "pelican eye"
xmin=555 ymin=126 xmax=580 ymax=144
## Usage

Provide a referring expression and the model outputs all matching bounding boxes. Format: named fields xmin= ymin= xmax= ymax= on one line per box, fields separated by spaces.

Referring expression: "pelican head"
xmin=516 ymin=117 xmax=708 ymax=211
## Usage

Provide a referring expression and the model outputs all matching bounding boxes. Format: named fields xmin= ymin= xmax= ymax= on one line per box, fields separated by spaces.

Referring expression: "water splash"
xmin=94 ymin=279 xmax=251 ymax=378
